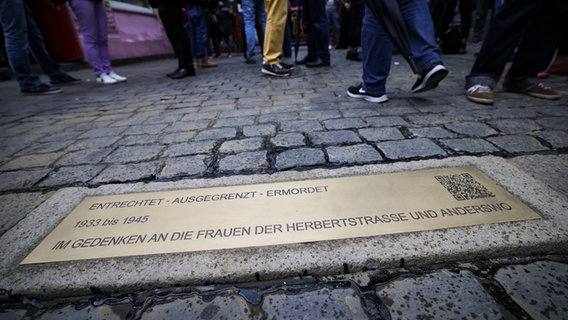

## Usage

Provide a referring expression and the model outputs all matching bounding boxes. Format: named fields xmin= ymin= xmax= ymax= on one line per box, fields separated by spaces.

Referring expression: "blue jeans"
xmin=361 ymin=0 xmax=441 ymax=95
xmin=242 ymin=0 xmax=266 ymax=59
xmin=186 ymin=5 xmax=208 ymax=60
xmin=0 ymin=0 xmax=67 ymax=90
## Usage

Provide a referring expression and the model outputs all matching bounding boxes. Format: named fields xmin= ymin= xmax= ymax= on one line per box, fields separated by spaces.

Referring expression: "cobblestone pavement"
xmin=0 ymin=48 xmax=567 ymax=319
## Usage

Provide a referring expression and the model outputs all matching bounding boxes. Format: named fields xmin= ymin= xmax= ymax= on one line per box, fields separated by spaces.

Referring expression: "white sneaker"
xmin=107 ymin=71 xmax=127 ymax=82
xmin=96 ymin=73 xmax=118 ymax=85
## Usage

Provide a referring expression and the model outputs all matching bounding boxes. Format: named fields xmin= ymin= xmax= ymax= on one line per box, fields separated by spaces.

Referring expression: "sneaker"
xmin=97 ymin=73 xmax=118 ymax=85
xmin=107 ymin=71 xmax=127 ymax=82
xmin=50 ymin=74 xmax=81 ymax=85
xmin=503 ymin=78 xmax=561 ymax=100
xmin=21 ymin=83 xmax=62 ymax=95
xmin=197 ymin=59 xmax=218 ymax=68
xmin=261 ymin=63 xmax=291 ymax=77
xmin=465 ymin=84 xmax=494 ymax=104
xmin=347 ymin=84 xmax=388 ymax=103
xmin=279 ymin=61 xmax=295 ymax=70
xmin=411 ymin=62 xmax=448 ymax=93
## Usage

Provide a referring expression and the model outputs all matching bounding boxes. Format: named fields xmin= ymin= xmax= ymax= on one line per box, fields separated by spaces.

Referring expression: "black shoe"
xmin=169 ymin=67 xmax=196 ymax=79
xmin=295 ymin=55 xmax=315 ymax=65
xmin=21 ymin=83 xmax=62 ymax=95
xmin=50 ymin=75 xmax=81 ymax=85
xmin=347 ymin=84 xmax=388 ymax=103
xmin=411 ymin=62 xmax=448 ymax=93
xmin=261 ymin=63 xmax=291 ymax=77
xmin=279 ymin=61 xmax=295 ymax=70
xmin=346 ymin=50 xmax=362 ymax=62
xmin=166 ymin=67 xmax=181 ymax=78
xmin=245 ymin=56 xmax=256 ymax=64
xmin=306 ymin=57 xmax=330 ymax=68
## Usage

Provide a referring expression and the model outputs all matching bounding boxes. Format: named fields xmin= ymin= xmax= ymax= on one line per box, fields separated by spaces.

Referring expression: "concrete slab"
xmin=0 ymin=156 xmax=567 ymax=298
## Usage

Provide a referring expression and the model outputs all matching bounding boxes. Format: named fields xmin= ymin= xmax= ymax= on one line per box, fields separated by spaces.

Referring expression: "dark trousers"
xmin=302 ymin=0 xmax=330 ymax=60
xmin=430 ymin=0 xmax=473 ymax=41
xmin=468 ymin=0 xmax=567 ymax=83
xmin=157 ymin=1 xmax=194 ymax=69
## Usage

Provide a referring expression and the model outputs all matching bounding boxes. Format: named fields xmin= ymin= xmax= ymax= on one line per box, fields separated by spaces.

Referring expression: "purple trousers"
xmin=69 ymin=0 xmax=112 ymax=76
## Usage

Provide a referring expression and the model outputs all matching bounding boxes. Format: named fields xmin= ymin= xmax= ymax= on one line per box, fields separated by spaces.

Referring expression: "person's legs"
xmin=156 ymin=1 xmax=194 ymax=74
xmin=399 ymin=0 xmax=443 ymax=72
xmin=187 ymin=5 xmax=207 ymax=60
xmin=0 ymin=0 xmax=43 ymax=89
xmin=506 ymin=1 xmax=567 ymax=80
xmin=360 ymin=5 xmax=392 ymax=96
xmin=70 ymin=0 xmax=108 ymax=76
xmin=303 ymin=0 xmax=330 ymax=63
xmin=467 ymin=0 xmax=538 ymax=86
xmin=263 ymin=0 xmax=287 ymax=65
xmin=242 ymin=0 xmax=261 ymax=60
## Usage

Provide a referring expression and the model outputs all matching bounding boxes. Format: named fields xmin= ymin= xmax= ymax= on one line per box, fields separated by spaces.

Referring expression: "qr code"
xmin=435 ymin=173 xmax=495 ymax=201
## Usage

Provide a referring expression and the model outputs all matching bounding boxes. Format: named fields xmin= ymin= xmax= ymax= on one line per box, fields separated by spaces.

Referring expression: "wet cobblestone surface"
xmin=1 ymin=47 xmax=567 ymax=319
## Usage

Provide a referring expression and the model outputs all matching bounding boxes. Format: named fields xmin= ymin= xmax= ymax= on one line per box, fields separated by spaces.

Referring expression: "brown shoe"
xmin=465 ymin=84 xmax=494 ymax=105
xmin=503 ymin=78 xmax=561 ymax=100
xmin=197 ymin=59 xmax=218 ymax=68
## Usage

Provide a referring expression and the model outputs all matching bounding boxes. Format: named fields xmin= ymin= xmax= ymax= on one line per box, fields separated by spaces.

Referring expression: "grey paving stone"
xmin=105 ymin=145 xmax=164 ymax=163
xmin=124 ymin=124 xmax=168 ymax=135
xmin=0 ymin=152 xmax=64 ymax=170
xmin=536 ymin=130 xmax=568 ymax=148
xmin=91 ymin=161 xmax=161 ymax=184
xmin=487 ymin=135 xmax=548 ymax=153
xmin=66 ymin=137 xmax=121 ymax=151
xmin=365 ymin=116 xmax=409 ymax=127
xmin=340 ymin=106 xmax=380 ymax=118
xmin=323 ymin=118 xmax=367 ymax=130
xmin=406 ymin=114 xmax=449 ymax=125
xmin=445 ymin=121 xmax=499 ymax=137
xmin=309 ymin=130 xmax=361 ymax=145
xmin=56 ymin=148 xmax=113 ymax=166
xmin=219 ymin=138 xmax=263 ymax=153
xmin=280 ymin=120 xmax=323 ymax=132
xmin=194 ymin=128 xmax=237 ymax=141
xmin=116 ymin=135 xmax=159 ymax=146
xmin=536 ymin=117 xmax=568 ymax=130
xmin=495 ymin=261 xmax=568 ymax=320
xmin=140 ymin=294 xmax=252 ymax=320
xmin=441 ymin=138 xmax=500 ymax=153
xmin=14 ymin=141 xmax=74 ymax=156
xmin=326 ymin=144 xmax=383 ymax=164
xmin=159 ymin=155 xmax=209 ymax=178
xmin=488 ymin=119 xmax=542 ymax=134
xmin=299 ymin=110 xmax=342 ymax=120
xmin=218 ymin=151 xmax=268 ymax=172
xmin=243 ymin=124 xmax=276 ymax=137
xmin=376 ymin=270 xmax=502 ymax=320
xmin=358 ymin=127 xmax=405 ymax=141
xmin=484 ymin=108 xmax=538 ymax=119
xmin=376 ymin=138 xmax=446 ymax=159
xmin=261 ymin=287 xmax=369 ymax=319
xmin=38 ymin=165 xmax=106 ymax=187
xmin=409 ymin=127 xmax=457 ymax=138
xmin=258 ymin=112 xmax=298 ymax=124
xmin=213 ymin=116 xmax=256 ymax=128
xmin=0 ymin=169 xmax=51 ymax=192
xmin=271 ymin=133 xmax=306 ymax=148
xmin=164 ymin=140 xmax=217 ymax=157
xmin=37 ymin=131 xmax=82 ymax=143
xmin=77 ymin=127 xmax=127 ymax=139
xmin=160 ymin=132 xmax=197 ymax=144
xmin=275 ymin=148 xmax=326 ymax=169
xmin=163 ymin=120 xmax=211 ymax=133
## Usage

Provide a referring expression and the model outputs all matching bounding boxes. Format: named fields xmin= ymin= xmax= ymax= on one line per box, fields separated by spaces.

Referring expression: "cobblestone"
xmin=275 ymin=148 xmax=326 ymax=169
xmin=376 ymin=138 xmax=447 ymax=159
xmin=487 ymin=135 xmax=549 ymax=153
xmin=326 ymin=144 xmax=383 ymax=164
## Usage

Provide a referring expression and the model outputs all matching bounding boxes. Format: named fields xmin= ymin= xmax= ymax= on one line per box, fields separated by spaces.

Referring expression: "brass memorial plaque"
xmin=22 ymin=166 xmax=541 ymax=264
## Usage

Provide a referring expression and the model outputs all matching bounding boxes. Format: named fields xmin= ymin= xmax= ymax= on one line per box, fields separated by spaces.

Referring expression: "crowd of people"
xmin=0 ymin=0 xmax=566 ymax=105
